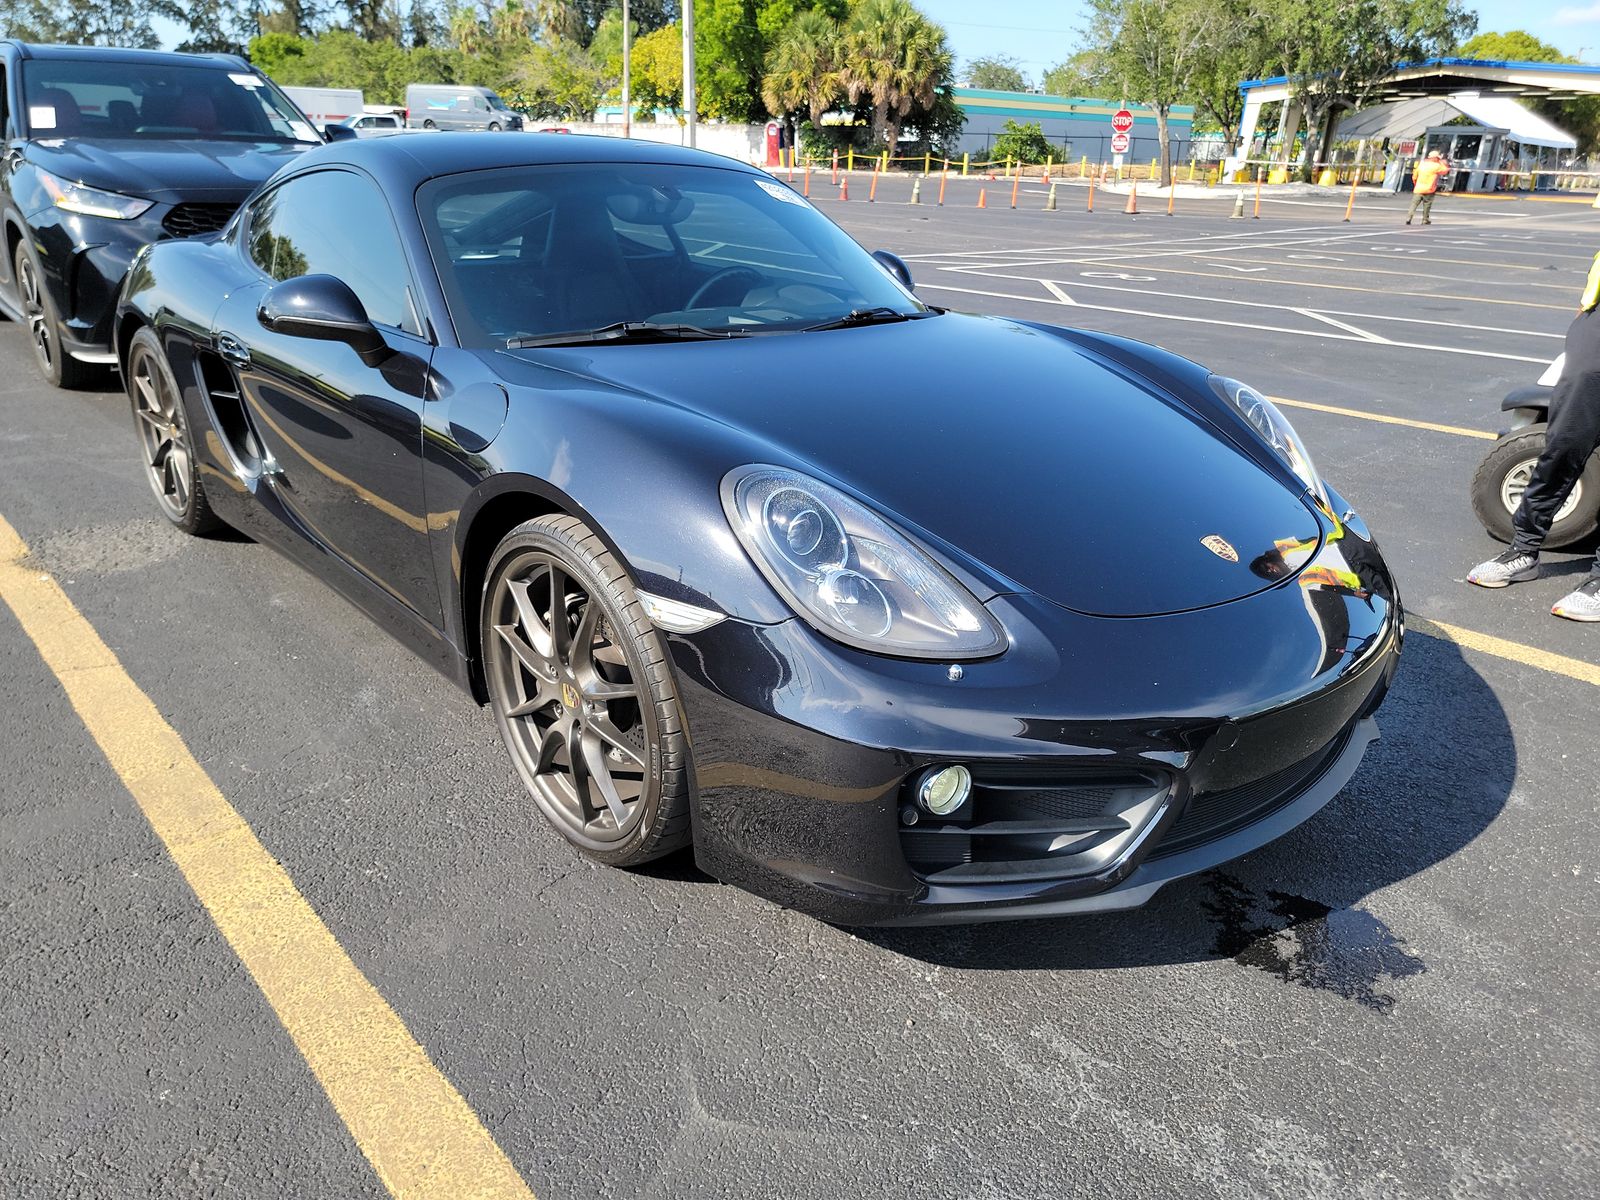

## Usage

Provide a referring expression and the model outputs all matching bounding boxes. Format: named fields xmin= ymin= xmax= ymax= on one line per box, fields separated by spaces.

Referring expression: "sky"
xmin=916 ymin=0 xmax=1600 ymax=84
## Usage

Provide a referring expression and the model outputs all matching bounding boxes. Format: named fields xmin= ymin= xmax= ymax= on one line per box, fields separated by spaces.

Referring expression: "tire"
xmin=126 ymin=326 xmax=224 ymax=536
xmin=14 ymin=239 xmax=96 ymax=389
xmin=422 ymin=119 xmax=437 ymax=130
xmin=1470 ymin=425 xmax=1600 ymax=550
xmin=481 ymin=514 xmax=691 ymax=867
xmin=487 ymin=121 xmax=502 ymax=132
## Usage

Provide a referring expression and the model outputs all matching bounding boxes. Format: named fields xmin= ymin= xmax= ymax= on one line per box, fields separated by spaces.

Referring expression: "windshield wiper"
xmin=800 ymin=307 xmax=931 ymax=333
xmin=507 ymin=321 xmax=747 ymax=349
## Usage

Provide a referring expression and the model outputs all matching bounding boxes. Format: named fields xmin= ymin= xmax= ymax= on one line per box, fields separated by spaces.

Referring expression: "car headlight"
xmin=38 ymin=170 xmax=154 ymax=220
xmin=1209 ymin=375 xmax=1328 ymax=507
xmin=723 ymin=465 xmax=1005 ymax=659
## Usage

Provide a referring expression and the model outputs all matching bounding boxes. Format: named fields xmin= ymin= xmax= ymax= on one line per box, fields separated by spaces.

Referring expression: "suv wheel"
xmin=14 ymin=240 xmax=95 ymax=389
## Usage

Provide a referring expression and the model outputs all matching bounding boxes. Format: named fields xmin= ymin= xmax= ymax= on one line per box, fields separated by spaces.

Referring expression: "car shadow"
xmin=858 ymin=629 xmax=1514 ymax=993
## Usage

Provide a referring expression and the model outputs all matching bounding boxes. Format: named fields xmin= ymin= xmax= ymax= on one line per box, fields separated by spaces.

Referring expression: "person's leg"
xmin=1420 ymin=192 xmax=1435 ymax=223
xmin=1470 ymin=309 xmax=1600 ymax=589
xmin=1406 ymin=192 xmax=1420 ymax=223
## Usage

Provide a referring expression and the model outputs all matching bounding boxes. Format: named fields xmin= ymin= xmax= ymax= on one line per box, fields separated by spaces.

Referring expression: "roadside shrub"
xmin=989 ymin=119 xmax=1053 ymax=165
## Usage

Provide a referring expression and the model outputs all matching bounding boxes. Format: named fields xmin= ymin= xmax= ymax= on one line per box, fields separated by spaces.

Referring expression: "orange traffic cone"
xmin=1124 ymin=182 xmax=1139 ymax=215
xmin=977 ymin=188 xmax=987 ymax=208
xmin=839 ymin=178 xmax=849 ymax=201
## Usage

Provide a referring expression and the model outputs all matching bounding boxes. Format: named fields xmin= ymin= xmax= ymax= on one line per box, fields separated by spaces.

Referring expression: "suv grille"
xmin=1149 ymin=729 xmax=1351 ymax=860
xmin=162 ymin=203 xmax=237 ymax=239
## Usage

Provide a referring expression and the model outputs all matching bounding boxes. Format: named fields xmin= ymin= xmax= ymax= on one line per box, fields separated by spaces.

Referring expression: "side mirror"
xmin=323 ymin=122 xmax=358 ymax=143
xmin=258 ymin=274 xmax=390 ymax=366
xmin=872 ymin=249 xmax=913 ymax=291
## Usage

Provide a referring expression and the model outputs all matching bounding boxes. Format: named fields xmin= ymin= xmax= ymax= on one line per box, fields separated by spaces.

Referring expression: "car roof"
xmin=298 ymin=132 xmax=764 ymax=182
xmin=3 ymin=41 xmax=248 ymax=70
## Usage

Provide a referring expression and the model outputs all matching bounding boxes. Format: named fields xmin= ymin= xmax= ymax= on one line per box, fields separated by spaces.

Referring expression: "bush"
xmin=989 ymin=119 xmax=1053 ymax=165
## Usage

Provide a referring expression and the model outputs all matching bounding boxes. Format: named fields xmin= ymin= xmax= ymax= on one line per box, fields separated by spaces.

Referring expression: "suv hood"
xmin=507 ymin=312 xmax=1324 ymax=619
xmin=25 ymin=138 xmax=311 ymax=202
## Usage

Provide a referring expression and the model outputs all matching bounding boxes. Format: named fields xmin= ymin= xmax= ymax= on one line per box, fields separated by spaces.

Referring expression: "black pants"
xmin=1512 ymin=305 xmax=1600 ymax=579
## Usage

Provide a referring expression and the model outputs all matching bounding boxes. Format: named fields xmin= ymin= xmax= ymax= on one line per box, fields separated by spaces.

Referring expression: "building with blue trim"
xmin=950 ymin=87 xmax=1195 ymax=163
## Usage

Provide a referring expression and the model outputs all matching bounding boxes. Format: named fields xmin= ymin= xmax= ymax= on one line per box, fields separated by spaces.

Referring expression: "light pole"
xmin=622 ymin=0 xmax=631 ymax=139
xmin=682 ymin=0 xmax=696 ymax=148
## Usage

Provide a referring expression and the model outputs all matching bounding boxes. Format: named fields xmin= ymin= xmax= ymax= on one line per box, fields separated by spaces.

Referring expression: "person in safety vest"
xmin=1405 ymin=151 xmax=1451 ymax=225
xmin=1467 ymin=253 xmax=1600 ymax=620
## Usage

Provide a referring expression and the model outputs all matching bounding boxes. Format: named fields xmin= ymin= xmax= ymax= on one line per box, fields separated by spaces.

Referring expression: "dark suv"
xmin=0 ymin=42 xmax=325 ymax=387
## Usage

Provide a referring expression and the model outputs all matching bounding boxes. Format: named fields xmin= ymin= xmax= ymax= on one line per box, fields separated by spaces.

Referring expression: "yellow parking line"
xmin=0 ymin=514 xmax=536 ymax=1200
xmin=1270 ymin=396 xmax=1497 ymax=440
xmin=1410 ymin=615 xmax=1600 ymax=687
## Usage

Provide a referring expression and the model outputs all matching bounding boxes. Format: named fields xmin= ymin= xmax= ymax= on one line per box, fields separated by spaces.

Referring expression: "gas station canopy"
xmin=1336 ymin=94 xmax=1576 ymax=151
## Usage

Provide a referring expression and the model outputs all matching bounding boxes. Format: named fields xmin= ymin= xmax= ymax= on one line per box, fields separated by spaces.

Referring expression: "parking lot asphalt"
xmin=2 ymin=184 xmax=1598 ymax=1199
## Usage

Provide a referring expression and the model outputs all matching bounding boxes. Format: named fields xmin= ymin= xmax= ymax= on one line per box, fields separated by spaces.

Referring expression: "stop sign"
xmin=1110 ymin=131 xmax=1130 ymax=154
xmin=1111 ymin=108 xmax=1134 ymax=134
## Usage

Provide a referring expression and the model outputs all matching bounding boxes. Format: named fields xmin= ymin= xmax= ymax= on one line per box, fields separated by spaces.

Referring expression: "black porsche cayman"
xmin=115 ymin=135 xmax=1401 ymax=924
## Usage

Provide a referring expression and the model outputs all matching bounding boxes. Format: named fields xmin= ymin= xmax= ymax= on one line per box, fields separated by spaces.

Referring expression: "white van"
xmin=405 ymin=84 xmax=522 ymax=132
xmin=281 ymin=86 xmax=364 ymax=133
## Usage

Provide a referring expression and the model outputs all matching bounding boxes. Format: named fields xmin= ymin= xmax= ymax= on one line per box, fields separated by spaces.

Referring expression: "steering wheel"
xmin=685 ymin=266 xmax=762 ymax=311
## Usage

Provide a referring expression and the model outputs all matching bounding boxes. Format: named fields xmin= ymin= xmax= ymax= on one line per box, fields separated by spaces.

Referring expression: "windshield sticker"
xmin=28 ymin=105 xmax=56 ymax=130
xmin=229 ymin=72 xmax=265 ymax=88
xmin=755 ymin=178 xmax=808 ymax=207
xmin=289 ymin=121 xmax=317 ymax=141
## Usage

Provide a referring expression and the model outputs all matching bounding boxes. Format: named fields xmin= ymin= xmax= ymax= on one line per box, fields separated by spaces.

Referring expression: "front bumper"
xmin=668 ymin=505 xmax=1402 ymax=925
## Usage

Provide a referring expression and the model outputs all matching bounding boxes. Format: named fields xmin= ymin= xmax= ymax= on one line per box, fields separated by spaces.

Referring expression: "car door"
xmin=213 ymin=167 xmax=442 ymax=625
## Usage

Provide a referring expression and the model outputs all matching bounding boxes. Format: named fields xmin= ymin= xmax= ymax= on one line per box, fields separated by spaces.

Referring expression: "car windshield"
xmin=417 ymin=162 xmax=926 ymax=348
xmin=21 ymin=60 xmax=320 ymax=144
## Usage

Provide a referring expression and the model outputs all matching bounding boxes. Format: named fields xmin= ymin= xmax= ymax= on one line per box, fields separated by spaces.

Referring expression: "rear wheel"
xmin=127 ymin=327 xmax=223 ymax=536
xmin=482 ymin=515 xmax=691 ymax=866
xmin=422 ymin=119 xmax=437 ymax=130
xmin=1471 ymin=425 xmax=1600 ymax=550
xmin=14 ymin=240 xmax=95 ymax=389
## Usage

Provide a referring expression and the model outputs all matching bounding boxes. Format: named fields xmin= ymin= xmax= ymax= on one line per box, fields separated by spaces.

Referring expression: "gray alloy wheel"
xmin=482 ymin=515 xmax=691 ymax=866
xmin=1500 ymin=457 xmax=1582 ymax=524
xmin=126 ymin=327 xmax=222 ymax=536
xmin=487 ymin=121 xmax=502 ymax=132
xmin=13 ymin=240 xmax=93 ymax=389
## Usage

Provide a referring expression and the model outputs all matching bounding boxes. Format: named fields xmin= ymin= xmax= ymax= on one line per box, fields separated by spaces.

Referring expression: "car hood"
xmin=507 ymin=313 xmax=1323 ymax=618
xmin=25 ymin=138 xmax=311 ymax=202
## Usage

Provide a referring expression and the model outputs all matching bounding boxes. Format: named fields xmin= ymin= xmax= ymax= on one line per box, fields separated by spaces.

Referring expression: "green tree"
xmin=1458 ymin=30 xmax=1600 ymax=153
xmin=629 ymin=21 xmax=684 ymax=116
xmin=1259 ymin=0 xmax=1476 ymax=180
xmin=172 ymin=0 xmax=255 ymax=53
xmin=1086 ymin=0 xmax=1218 ymax=186
xmin=990 ymin=118 xmax=1052 ymax=162
xmin=0 ymin=0 xmax=165 ymax=46
xmin=516 ymin=38 xmax=609 ymax=118
xmin=965 ymin=54 xmax=1026 ymax=92
xmin=839 ymin=0 xmax=952 ymax=149
xmin=762 ymin=8 xmax=841 ymax=135
xmin=1041 ymin=49 xmax=1111 ymax=98
xmin=1187 ymin=0 xmax=1271 ymax=151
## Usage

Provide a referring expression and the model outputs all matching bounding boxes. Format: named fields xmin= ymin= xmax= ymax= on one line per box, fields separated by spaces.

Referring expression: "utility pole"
xmin=621 ymin=0 xmax=631 ymax=139
xmin=682 ymin=0 xmax=696 ymax=148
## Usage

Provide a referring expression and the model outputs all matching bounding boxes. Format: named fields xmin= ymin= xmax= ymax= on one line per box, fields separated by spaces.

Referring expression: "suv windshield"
xmin=419 ymin=163 xmax=926 ymax=347
xmin=21 ymin=60 xmax=320 ymax=144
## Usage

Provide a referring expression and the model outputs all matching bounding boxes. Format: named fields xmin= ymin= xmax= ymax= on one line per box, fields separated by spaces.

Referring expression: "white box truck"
xmin=281 ymin=86 xmax=365 ymax=133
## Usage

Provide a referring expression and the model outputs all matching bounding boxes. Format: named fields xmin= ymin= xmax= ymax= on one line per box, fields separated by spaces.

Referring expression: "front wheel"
xmin=1470 ymin=425 xmax=1600 ymax=550
xmin=481 ymin=514 xmax=691 ymax=866
xmin=14 ymin=239 xmax=95 ymax=389
xmin=126 ymin=327 xmax=223 ymax=536
xmin=487 ymin=121 xmax=502 ymax=132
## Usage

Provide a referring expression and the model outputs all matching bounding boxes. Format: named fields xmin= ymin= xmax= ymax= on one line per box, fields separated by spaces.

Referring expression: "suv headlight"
xmin=723 ymin=465 xmax=1005 ymax=659
xmin=38 ymin=170 xmax=154 ymax=220
xmin=1209 ymin=375 xmax=1328 ymax=507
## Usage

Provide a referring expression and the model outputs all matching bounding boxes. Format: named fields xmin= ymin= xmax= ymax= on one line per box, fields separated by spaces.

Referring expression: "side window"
xmin=244 ymin=170 xmax=418 ymax=335
xmin=0 ymin=63 xmax=8 ymax=135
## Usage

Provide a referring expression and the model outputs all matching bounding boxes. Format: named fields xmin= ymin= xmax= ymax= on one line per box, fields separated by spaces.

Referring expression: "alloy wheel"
xmin=130 ymin=344 xmax=193 ymax=521
xmin=487 ymin=552 xmax=651 ymax=849
xmin=1501 ymin=457 xmax=1581 ymax=524
xmin=17 ymin=255 xmax=55 ymax=376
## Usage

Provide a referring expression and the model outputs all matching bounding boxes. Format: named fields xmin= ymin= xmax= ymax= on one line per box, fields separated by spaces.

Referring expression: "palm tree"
xmin=762 ymin=10 xmax=842 ymax=131
xmin=840 ymin=0 xmax=952 ymax=151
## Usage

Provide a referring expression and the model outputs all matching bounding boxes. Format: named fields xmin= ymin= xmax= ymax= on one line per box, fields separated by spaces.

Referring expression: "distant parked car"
xmin=538 ymin=126 xmax=572 ymax=134
xmin=405 ymin=84 xmax=523 ymax=132
xmin=340 ymin=112 xmax=406 ymax=136
xmin=0 ymin=40 xmax=321 ymax=387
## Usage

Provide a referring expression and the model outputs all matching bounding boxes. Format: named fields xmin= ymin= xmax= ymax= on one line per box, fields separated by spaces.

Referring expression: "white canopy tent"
xmin=1336 ymin=92 xmax=1576 ymax=189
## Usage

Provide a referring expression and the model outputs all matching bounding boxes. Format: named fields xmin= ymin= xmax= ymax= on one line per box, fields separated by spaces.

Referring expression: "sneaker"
xmin=1552 ymin=578 xmax=1600 ymax=622
xmin=1467 ymin=549 xmax=1540 ymax=588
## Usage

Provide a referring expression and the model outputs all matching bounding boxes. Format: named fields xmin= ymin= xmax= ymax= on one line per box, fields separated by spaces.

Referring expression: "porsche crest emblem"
xmin=1201 ymin=534 xmax=1239 ymax=563
xmin=561 ymin=682 xmax=581 ymax=709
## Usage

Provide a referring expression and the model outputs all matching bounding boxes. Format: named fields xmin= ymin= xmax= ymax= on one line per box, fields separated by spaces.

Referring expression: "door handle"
xmin=216 ymin=331 xmax=251 ymax=367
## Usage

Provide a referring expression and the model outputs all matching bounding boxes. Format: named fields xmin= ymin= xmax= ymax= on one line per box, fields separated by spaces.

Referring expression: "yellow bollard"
xmin=1188 ymin=161 xmax=1195 ymax=182
xmin=1253 ymin=167 xmax=1263 ymax=218
xmin=1080 ymin=154 xmax=1087 ymax=177
xmin=962 ymin=153 xmax=969 ymax=177
xmin=880 ymin=151 xmax=888 ymax=173
xmin=924 ymin=151 xmax=931 ymax=175
xmin=847 ymin=147 xmax=854 ymax=173
xmin=1150 ymin=157 xmax=1157 ymax=181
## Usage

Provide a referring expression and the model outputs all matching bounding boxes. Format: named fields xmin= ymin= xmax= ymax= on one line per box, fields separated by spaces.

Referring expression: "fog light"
xmin=917 ymin=764 xmax=971 ymax=816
